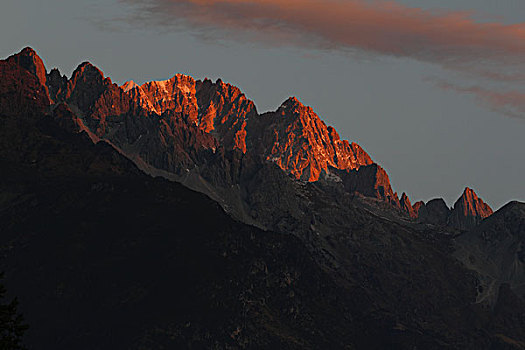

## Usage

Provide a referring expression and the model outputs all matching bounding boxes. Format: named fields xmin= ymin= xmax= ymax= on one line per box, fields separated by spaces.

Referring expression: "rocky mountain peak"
xmin=72 ymin=62 xmax=108 ymax=82
xmin=400 ymin=192 xmax=417 ymax=218
xmin=3 ymin=46 xmax=525 ymax=350
xmin=1 ymin=47 xmax=500 ymax=233
xmin=280 ymin=96 xmax=302 ymax=108
xmin=121 ymin=80 xmax=139 ymax=92
xmin=35 ymin=50 xmax=414 ymax=211
xmin=273 ymin=97 xmax=317 ymax=124
xmin=449 ymin=187 xmax=493 ymax=230
xmin=134 ymin=74 xmax=197 ymax=117
xmin=414 ymin=198 xmax=451 ymax=225
xmin=413 ymin=190 xmax=495 ymax=230
xmin=257 ymin=96 xmax=374 ymax=181
xmin=18 ymin=46 xmax=38 ymax=56
xmin=7 ymin=47 xmax=47 ymax=87
xmin=0 ymin=48 xmax=50 ymax=117
xmin=456 ymin=187 xmax=493 ymax=218
xmin=50 ymin=61 xmax=114 ymax=118
xmin=277 ymin=97 xmax=315 ymax=120
xmin=194 ymin=77 xmax=256 ymax=152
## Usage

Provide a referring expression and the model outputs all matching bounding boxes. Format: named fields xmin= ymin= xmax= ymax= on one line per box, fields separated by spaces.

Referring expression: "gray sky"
xmin=1 ymin=0 xmax=524 ymax=209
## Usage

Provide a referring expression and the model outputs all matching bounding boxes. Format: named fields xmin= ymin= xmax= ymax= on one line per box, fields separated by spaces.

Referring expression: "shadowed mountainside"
xmin=455 ymin=201 xmax=525 ymax=304
xmin=0 ymin=47 xmax=524 ymax=349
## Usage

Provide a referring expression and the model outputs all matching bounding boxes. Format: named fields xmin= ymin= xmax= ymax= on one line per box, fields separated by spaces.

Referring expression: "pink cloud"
xmin=118 ymin=0 xmax=525 ymax=119
xmin=434 ymin=80 xmax=525 ymax=119
xmin=121 ymin=0 xmax=525 ymax=80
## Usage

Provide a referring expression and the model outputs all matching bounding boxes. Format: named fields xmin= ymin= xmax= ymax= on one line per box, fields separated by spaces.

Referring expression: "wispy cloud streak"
xmin=120 ymin=0 xmax=525 ymax=79
xmin=117 ymin=0 xmax=525 ymax=118
xmin=433 ymin=80 xmax=525 ymax=119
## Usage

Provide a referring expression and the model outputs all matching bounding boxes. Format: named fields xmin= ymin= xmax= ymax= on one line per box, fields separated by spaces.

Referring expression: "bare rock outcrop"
xmin=449 ymin=187 xmax=493 ymax=230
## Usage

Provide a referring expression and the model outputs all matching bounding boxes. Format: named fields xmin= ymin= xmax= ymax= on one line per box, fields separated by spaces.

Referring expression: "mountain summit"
xmin=2 ymin=46 xmax=524 ymax=349
xmin=6 ymin=47 xmax=47 ymax=88
xmin=255 ymin=96 xmax=373 ymax=181
xmin=2 ymin=47 xmax=498 ymax=228
xmin=39 ymin=52 xmax=394 ymax=209
xmin=6 ymin=47 xmax=496 ymax=228
xmin=449 ymin=187 xmax=494 ymax=230
xmin=410 ymin=188 xmax=493 ymax=230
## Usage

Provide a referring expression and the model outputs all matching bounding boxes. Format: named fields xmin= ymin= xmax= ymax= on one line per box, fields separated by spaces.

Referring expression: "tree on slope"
xmin=0 ymin=273 xmax=27 ymax=350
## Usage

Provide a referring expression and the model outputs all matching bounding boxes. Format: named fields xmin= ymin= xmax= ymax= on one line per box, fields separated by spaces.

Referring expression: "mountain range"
xmin=0 ymin=47 xmax=523 ymax=349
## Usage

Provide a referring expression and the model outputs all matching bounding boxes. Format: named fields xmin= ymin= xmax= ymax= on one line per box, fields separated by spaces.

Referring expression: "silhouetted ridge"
xmin=21 ymin=47 xmax=496 ymax=227
xmin=415 ymin=198 xmax=451 ymax=226
xmin=2 ymin=46 xmax=523 ymax=350
xmin=45 ymin=61 xmax=387 ymax=199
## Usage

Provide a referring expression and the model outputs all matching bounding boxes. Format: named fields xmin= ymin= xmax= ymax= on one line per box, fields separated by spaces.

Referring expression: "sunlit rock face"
xmin=44 ymin=59 xmax=394 ymax=206
xmin=56 ymin=66 xmax=375 ymax=177
xmin=128 ymin=75 xmax=198 ymax=120
xmin=1 ymin=48 xmax=51 ymax=118
xmin=251 ymin=97 xmax=373 ymax=181
xmin=40 ymin=48 xmax=495 ymax=225
xmin=4 ymin=46 xmax=496 ymax=227
xmin=120 ymin=76 xmax=256 ymax=153
xmin=195 ymin=78 xmax=258 ymax=153
xmin=8 ymin=47 xmax=525 ymax=349
xmin=8 ymin=46 xmax=490 ymax=230
xmin=120 ymin=77 xmax=372 ymax=178
xmin=0 ymin=50 xmax=50 ymax=118
xmin=449 ymin=187 xmax=494 ymax=230
xmin=6 ymin=47 xmax=48 ymax=95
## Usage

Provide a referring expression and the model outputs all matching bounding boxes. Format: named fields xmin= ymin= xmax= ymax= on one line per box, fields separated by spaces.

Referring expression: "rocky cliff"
xmin=400 ymin=192 xmax=417 ymax=218
xmin=449 ymin=187 xmax=494 ymax=230
xmin=454 ymin=201 xmax=525 ymax=304
xmin=411 ymin=187 xmax=493 ymax=230
xmin=252 ymin=97 xmax=373 ymax=181
xmin=42 ymin=55 xmax=392 ymax=207
xmin=2 ymin=46 xmax=525 ymax=349
xmin=414 ymin=198 xmax=451 ymax=225
xmin=4 ymin=47 xmax=495 ymax=230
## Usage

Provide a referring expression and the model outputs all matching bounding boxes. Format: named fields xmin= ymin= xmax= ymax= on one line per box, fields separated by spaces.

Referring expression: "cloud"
xmin=115 ymin=0 xmax=525 ymax=119
xmin=433 ymin=80 xmax=525 ymax=119
xmin=120 ymin=0 xmax=525 ymax=81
